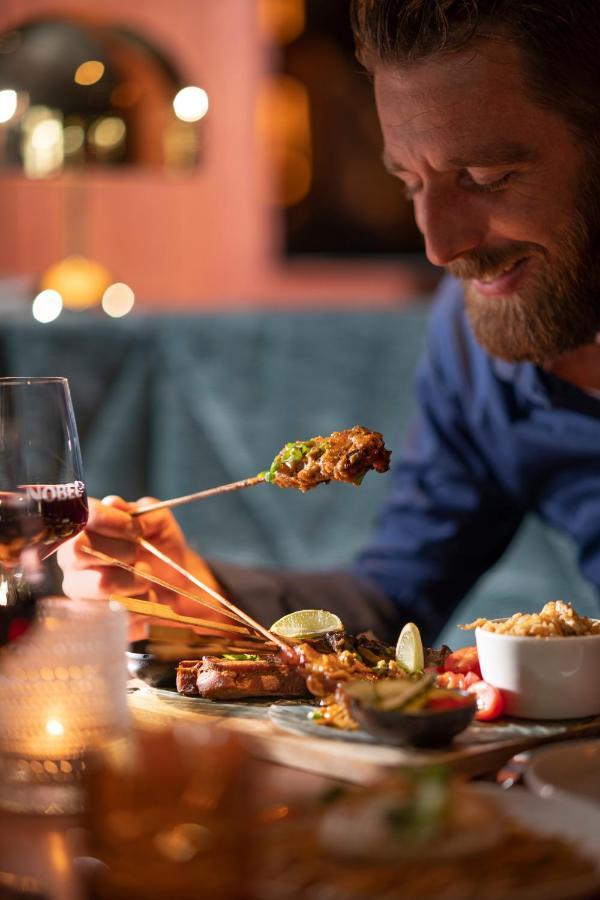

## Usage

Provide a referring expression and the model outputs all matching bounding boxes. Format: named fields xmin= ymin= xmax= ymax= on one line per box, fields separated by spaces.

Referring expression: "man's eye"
xmin=467 ymin=172 xmax=514 ymax=194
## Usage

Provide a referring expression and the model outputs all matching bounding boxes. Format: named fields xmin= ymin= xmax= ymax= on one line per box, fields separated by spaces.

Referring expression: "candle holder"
xmin=0 ymin=596 xmax=129 ymax=815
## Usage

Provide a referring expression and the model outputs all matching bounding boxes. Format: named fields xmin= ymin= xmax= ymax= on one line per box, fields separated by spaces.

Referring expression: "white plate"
xmin=465 ymin=785 xmax=600 ymax=900
xmin=525 ymin=738 xmax=600 ymax=807
xmin=259 ymin=781 xmax=600 ymax=900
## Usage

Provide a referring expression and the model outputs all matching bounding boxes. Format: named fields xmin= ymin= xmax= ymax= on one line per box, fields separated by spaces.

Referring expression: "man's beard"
xmin=449 ymin=194 xmax=600 ymax=365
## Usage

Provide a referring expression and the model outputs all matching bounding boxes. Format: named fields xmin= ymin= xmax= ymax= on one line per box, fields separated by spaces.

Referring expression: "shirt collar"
xmin=492 ymin=358 xmax=551 ymax=408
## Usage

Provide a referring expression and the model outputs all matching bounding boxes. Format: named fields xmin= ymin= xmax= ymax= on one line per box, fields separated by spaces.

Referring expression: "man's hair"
xmin=350 ymin=1 xmax=600 ymax=139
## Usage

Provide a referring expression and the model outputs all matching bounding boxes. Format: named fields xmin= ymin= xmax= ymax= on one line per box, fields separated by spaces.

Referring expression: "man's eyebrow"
xmin=447 ymin=143 xmax=540 ymax=168
xmin=382 ymin=143 xmax=540 ymax=174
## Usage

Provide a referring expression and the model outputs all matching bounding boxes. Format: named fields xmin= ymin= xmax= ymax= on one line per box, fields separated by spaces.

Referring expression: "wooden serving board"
xmin=127 ymin=684 xmax=600 ymax=785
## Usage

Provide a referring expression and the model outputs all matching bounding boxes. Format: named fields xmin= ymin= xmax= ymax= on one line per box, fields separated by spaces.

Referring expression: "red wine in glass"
xmin=0 ymin=378 xmax=88 ymax=648
xmin=18 ymin=483 xmax=89 ymax=558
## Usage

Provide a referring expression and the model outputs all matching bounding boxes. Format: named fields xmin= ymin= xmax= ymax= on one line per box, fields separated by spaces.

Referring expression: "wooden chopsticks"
xmin=80 ymin=544 xmax=247 ymax=630
xmin=112 ymin=593 xmax=246 ymax=633
xmin=111 ymin=593 xmax=273 ymax=648
xmin=131 ymin=475 xmax=265 ymax=517
xmin=135 ymin=537 xmax=288 ymax=650
xmin=81 ymin=539 xmax=291 ymax=653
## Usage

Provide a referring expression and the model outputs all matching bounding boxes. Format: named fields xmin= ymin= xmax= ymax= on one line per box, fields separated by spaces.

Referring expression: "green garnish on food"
xmin=344 ymin=674 xmax=435 ymax=712
xmin=308 ymin=709 xmax=324 ymax=720
xmin=265 ymin=438 xmax=327 ymax=482
xmin=385 ymin=767 xmax=450 ymax=840
xmin=266 ymin=456 xmax=279 ymax=483
xmin=221 ymin=653 xmax=260 ymax=661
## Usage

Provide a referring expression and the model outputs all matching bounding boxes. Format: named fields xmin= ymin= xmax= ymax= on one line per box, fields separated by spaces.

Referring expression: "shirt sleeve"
xmin=209 ymin=559 xmax=400 ymax=642
xmin=350 ymin=280 xmax=524 ymax=643
xmin=210 ymin=279 xmax=523 ymax=646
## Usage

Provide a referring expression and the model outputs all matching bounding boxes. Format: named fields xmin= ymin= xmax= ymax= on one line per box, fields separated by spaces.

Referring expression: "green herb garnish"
xmin=265 ymin=439 xmax=318 ymax=482
xmin=221 ymin=653 xmax=260 ymax=661
xmin=385 ymin=767 xmax=450 ymax=840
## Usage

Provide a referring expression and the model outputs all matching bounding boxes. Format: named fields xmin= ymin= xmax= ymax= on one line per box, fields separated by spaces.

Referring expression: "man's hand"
xmin=58 ymin=495 xmax=228 ymax=639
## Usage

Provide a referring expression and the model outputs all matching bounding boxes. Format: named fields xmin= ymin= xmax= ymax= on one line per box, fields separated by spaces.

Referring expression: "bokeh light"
xmin=32 ymin=289 xmax=63 ymax=323
xmin=173 ymin=86 xmax=209 ymax=123
xmin=22 ymin=108 xmax=64 ymax=178
xmin=256 ymin=75 xmax=312 ymax=207
xmin=102 ymin=282 xmax=135 ymax=317
xmin=45 ymin=717 xmax=65 ymax=737
xmin=89 ymin=116 xmax=126 ymax=150
xmin=40 ymin=255 xmax=112 ymax=309
xmin=31 ymin=118 xmax=62 ymax=151
xmin=74 ymin=60 xmax=105 ymax=86
xmin=258 ymin=0 xmax=305 ymax=45
xmin=0 ymin=89 xmax=17 ymax=124
xmin=63 ymin=124 xmax=85 ymax=155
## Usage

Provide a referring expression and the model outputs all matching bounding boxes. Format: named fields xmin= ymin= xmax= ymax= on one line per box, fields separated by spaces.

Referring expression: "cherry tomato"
xmin=436 ymin=670 xmax=480 ymax=691
xmin=443 ymin=646 xmax=481 ymax=678
xmin=467 ymin=680 xmax=505 ymax=721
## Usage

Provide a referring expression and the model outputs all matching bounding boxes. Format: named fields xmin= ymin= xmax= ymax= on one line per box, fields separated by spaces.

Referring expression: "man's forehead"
xmin=374 ymin=41 xmax=554 ymax=173
xmin=374 ymin=39 xmax=531 ymax=133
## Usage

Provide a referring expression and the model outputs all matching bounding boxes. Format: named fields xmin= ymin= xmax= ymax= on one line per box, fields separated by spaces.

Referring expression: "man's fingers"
xmin=101 ymin=495 xmax=132 ymax=511
xmin=85 ymin=533 xmax=139 ymax=565
xmin=61 ymin=565 xmax=152 ymax=601
xmin=58 ymin=532 xmax=139 ymax=570
xmin=133 ymin=497 xmax=173 ymax=539
xmin=86 ymin=496 xmax=140 ymax=540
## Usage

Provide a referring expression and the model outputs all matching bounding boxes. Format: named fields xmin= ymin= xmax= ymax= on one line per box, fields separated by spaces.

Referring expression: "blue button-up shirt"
xmin=214 ymin=275 xmax=600 ymax=644
xmin=352 ymin=275 xmax=600 ymax=640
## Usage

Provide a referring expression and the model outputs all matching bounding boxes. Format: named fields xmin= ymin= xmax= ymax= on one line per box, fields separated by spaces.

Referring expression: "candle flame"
xmin=45 ymin=717 xmax=65 ymax=737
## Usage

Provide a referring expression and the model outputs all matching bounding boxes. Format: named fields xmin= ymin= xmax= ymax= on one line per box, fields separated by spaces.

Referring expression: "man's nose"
xmin=415 ymin=190 xmax=486 ymax=267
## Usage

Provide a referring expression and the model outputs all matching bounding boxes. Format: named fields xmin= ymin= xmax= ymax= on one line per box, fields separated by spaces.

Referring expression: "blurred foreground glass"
xmin=0 ymin=597 xmax=129 ymax=815
xmin=0 ymin=377 xmax=88 ymax=648
xmin=85 ymin=724 xmax=251 ymax=900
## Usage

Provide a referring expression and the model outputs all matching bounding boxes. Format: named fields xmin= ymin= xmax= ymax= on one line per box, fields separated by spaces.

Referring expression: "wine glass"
xmin=0 ymin=377 xmax=88 ymax=647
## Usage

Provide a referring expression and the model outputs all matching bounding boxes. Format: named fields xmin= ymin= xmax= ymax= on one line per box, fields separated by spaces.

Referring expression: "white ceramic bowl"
xmin=475 ymin=623 xmax=600 ymax=720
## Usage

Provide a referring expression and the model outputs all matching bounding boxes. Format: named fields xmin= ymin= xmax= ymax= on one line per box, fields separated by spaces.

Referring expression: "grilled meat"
xmin=176 ymin=629 xmax=445 ymax=723
xmin=267 ymin=425 xmax=391 ymax=492
xmin=176 ymin=655 xmax=309 ymax=700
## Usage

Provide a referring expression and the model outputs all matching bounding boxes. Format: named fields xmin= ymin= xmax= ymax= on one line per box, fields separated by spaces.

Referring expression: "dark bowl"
xmin=126 ymin=640 xmax=177 ymax=689
xmin=345 ymin=683 xmax=477 ymax=748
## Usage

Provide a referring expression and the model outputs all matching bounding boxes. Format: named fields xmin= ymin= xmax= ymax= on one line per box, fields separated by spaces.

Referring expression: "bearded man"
xmin=58 ymin=1 xmax=600 ymax=643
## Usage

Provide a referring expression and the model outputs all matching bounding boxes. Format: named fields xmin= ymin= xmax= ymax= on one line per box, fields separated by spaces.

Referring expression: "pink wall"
xmin=0 ymin=0 xmax=434 ymax=309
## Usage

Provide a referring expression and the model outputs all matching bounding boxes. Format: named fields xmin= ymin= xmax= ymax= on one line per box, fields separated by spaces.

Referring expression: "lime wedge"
xmin=270 ymin=609 xmax=344 ymax=639
xmin=395 ymin=622 xmax=425 ymax=673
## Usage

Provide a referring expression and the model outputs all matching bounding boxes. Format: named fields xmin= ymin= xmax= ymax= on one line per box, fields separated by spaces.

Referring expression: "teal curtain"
xmin=3 ymin=308 xmax=596 ymax=643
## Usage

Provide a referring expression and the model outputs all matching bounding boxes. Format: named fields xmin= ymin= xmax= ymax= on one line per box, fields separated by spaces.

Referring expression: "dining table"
xmin=1 ymin=678 xmax=599 ymax=900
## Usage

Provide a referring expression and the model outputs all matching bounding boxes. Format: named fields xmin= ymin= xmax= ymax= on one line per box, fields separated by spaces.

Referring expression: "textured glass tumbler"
xmin=0 ymin=597 xmax=130 ymax=815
